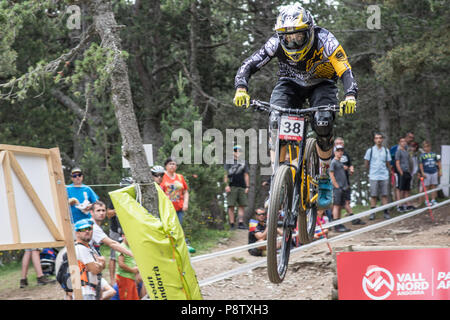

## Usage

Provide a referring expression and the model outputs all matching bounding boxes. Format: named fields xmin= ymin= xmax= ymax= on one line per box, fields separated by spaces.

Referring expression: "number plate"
xmin=279 ymin=116 xmax=304 ymax=141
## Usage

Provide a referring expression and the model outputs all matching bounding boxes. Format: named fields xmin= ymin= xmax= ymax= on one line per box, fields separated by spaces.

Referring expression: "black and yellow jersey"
xmin=235 ymin=27 xmax=358 ymax=98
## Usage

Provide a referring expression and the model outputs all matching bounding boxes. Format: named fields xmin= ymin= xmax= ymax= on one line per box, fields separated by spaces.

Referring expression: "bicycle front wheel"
xmin=267 ymin=164 xmax=294 ymax=284
xmin=298 ymin=137 xmax=319 ymax=244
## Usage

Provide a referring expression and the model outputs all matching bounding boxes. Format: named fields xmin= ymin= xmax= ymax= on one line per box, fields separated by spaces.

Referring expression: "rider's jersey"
xmin=235 ymin=27 xmax=358 ymax=98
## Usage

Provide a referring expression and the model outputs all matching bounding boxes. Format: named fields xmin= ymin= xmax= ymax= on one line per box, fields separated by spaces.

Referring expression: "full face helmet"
xmin=274 ymin=3 xmax=315 ymax=62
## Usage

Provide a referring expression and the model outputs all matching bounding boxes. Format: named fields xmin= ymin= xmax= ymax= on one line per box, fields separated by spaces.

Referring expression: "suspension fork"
xmin=288 ymin=122 xmax=309 ymax=228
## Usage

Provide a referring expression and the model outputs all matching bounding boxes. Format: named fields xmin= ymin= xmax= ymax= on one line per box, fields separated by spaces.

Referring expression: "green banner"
xmin=109 ymin=183 xmax=202 ymax=300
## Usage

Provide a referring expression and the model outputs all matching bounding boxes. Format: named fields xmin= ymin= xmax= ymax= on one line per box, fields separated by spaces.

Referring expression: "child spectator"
xmin=116 ymin=233 xmax=140 ymax=300
xmin=419 ymin=141 xmax=442 ymax=206
xmin=329 ymin=145 xmax=351 ymax=232
xmin=314 ymin=210 xmax=329 ymax=239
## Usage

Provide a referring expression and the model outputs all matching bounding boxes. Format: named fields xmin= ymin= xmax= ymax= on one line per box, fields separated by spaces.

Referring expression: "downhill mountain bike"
xmin=250 ymin=100 xmax=339 ymax=284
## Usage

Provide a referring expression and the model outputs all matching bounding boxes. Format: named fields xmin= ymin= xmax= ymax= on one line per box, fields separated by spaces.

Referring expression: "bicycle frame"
xmin=252 ymin=99 xmax=336 ymax=217
xmin=250 ymin=99 xmax=338 ymax=283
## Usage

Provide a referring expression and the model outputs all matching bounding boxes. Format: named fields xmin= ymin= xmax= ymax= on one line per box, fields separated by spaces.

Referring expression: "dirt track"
xmin=0 ymin=205 xmax=448 ymax=300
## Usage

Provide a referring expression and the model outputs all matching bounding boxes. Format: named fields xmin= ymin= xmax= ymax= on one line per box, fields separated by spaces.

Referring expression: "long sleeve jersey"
xmin=235 ymin=27 xmax=358 ymax=98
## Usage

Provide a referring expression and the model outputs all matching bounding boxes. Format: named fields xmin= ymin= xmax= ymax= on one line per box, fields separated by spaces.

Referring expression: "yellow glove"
xmin=339 ymin=96 xmax=356 ymax=116
xmin=233 ymin=88 xmax=250 ymax=108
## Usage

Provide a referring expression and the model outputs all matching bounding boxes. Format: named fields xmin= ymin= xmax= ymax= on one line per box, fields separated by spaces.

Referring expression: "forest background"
xmin=0 ymin=0 xmax=448 ymax=260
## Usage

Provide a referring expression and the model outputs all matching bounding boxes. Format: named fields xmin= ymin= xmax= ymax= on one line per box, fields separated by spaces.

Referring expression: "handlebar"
xmin=250 ymin=99 xmax=339 ymax=114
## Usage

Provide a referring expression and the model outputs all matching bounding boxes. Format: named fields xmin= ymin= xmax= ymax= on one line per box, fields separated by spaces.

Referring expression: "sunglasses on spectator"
xmin=152 ymin=173 xmax=164 ymax=178
xmin=72 ymin=173 xmax=83 ymax=178
xmin=256 ymin=212 xmax=266 ymax=216
xmin=78 ymin=227 xmax=92 ymax=232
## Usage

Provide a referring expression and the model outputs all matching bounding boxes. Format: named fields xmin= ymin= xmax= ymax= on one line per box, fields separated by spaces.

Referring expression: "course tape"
xmin=192 ymin=185 xmax=449 ymax=264
xmin=197 ymin=197 xmax=450 ymax=287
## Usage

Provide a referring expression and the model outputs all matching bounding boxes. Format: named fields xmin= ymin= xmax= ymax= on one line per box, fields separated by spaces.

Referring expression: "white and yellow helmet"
xmin=274 ymin=3 xmax=315 ymax=62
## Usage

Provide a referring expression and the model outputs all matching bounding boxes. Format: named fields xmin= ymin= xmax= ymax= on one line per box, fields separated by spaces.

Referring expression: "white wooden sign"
xmin=0 ymin=144 xmax=82 ymax=299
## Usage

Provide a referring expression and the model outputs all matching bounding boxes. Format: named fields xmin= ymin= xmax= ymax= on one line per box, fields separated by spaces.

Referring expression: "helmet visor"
xmin=280 ymin=30 xmax=308 ymax=50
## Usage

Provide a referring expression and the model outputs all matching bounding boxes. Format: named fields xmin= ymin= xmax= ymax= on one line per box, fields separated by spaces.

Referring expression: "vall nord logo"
xmin=362 ymin=266 xmax=395 ymax=300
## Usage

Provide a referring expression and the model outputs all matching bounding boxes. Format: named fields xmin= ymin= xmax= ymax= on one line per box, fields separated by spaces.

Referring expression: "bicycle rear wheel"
xmin=267 ymin=164 xmax=294 ymax=284
xmin=297 ymin=138 xmax=319 ymax=244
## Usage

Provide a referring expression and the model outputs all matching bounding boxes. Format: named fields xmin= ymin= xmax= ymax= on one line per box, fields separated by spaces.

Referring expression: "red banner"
xmin=336 ymin=248 xmax=450 ymax=300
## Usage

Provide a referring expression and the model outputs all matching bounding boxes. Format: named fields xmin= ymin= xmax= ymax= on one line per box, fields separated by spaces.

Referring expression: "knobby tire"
xmin=297 ymin=138 xmax=319 ymax=244
xmin=267 ymin=164 xmax=294 ymax=284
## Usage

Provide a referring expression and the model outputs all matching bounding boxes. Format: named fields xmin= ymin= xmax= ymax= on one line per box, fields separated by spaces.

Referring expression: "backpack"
xmin=56 ymin=243 xmax=102 ymax=299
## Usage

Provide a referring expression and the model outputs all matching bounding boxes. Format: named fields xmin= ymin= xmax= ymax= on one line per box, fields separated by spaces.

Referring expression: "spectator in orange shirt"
xmin=160 ymin=157 xmax=189 ymax=225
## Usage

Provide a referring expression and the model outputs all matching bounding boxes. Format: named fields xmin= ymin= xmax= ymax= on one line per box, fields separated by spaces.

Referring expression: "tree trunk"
xmin=132 ymin=0 xmax=164 ymax=160
xmin=377 ymin=84 xmax=390 ymax=147
xmin=91 ymin=0 xmax=158 ymax=216
xmin=189 ymin=0 xmax=202 ymax=108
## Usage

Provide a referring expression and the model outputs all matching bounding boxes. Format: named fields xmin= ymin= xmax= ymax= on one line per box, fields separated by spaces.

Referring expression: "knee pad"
xmin=312 ymin=111 xmax=334 ymax=156
xmin=312 ymin=111 xmax=334 ymax=137
xmin=316 ymin=136 xmax=334 ymax=159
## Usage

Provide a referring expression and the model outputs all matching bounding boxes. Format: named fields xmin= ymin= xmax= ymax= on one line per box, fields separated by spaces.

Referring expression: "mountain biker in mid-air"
xmin=233 ymin=3 xmax=358 ymax=210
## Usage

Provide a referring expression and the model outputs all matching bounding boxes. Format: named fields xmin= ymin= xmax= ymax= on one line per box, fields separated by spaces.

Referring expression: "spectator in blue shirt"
xmin=419 ymin=141 xmax=442 ymax=206
xmin=364 ymin=133 xmax=392 ymax=220
xmin=66 ymin=167 xmax=99 ymax=224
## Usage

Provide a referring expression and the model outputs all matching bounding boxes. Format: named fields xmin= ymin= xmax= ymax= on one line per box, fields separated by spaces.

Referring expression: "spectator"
xmin=151 ymin=165 xmax=165 ymax=184
xmin=419 ymin=141 xmax=442 ymax=206
xmin=390 ymin=131 xmax=415 ymax=203
xmin=100 ymin=278 xmax=116 ymax=300
xmin=364 ymin=132 xmax=392 ymax=220
xmin=105 ymin=206 xmax=123 ymax=285
xmin=160 ymin=157 xmax=189 ymax=225
xmin=329 ymin=145 xmax=351 ymax=232
xmin=224 ymin=145 xmax=250 ymax=229
xmin=19 ymin=249 xmax=55 ymax=288
xmin=73 ymin=218 xmax=106 ymax=300
xmin=116 ymin=233 xmax=141 ymax=300
xmin=66 ymin=167 xmax=99 ymax=224
xmin=248 ymin=208 xmax=269 ymax=256
xmin=409 ymin=141 xmax=421 ymax=196
xmin=160 ymin=157 xmax=195 ymax=253
xmin=405 ymin=131 xmax=415 ymax=148
xmin=314 ymin=210 xmax=329 ymax=239
xmin=89 ymin=201 xmax=133 ymax=258
xmin=395 ymin=137 xmax=415 ymax=212
xmin=333 ymin=137 xmax=365 ymax=225
xmin=104 ymin=177 xmax=132 ymax=284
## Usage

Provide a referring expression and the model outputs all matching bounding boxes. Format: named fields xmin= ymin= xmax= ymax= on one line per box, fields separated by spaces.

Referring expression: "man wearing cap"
xmin=329 ymin=145 xmax=351 ymax=232
xmin=73 ymin=218 xmax=106 ymax=300
xmin=66 ymin=167 xmax=99 ymax=224
xmin=224 ymin=145 xmax=250 ymax=229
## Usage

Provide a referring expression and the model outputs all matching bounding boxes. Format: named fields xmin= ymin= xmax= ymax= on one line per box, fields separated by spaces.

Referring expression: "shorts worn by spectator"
xmin=20 ymin=248 xmax=55 ymax=288
xmin=224 ymin=145 xmax=249 ymax=229
xmin=364 ymin=132 xmax=392 ymax=220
